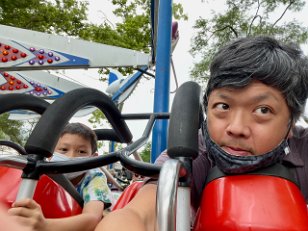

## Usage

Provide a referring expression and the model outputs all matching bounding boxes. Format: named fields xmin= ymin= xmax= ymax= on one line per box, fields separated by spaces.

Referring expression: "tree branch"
xmin=204 ymin=25 xmax=238 ymax=47
xmin=218 ymin=25 xmax=238 ymax=37
xmin=248 ymin=0 xmax=261 ymax=35
xmin=272 ymin=0 xmax=295 ymax=27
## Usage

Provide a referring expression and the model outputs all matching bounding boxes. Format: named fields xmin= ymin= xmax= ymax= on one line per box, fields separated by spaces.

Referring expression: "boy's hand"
xmin=8 ymin=199 xmax=47 ymax=231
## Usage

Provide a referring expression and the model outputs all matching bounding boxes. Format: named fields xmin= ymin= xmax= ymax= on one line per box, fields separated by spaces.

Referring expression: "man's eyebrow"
xmin=216 ymin=93 xmax=231 ymax=100
xmin=215 ymin=91 xmax=280 ymax=103
xmin=250 ymin=92 xmax=280 ymax=103
xmin=213 ymin=92 xmax=234 ymax=101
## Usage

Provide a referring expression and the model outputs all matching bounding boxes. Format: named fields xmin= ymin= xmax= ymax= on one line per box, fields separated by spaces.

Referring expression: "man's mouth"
xmin=222 ymin=146 xmax=253 ymax=156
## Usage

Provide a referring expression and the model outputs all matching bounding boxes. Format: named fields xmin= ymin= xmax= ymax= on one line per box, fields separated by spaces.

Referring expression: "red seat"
xmin=112 ymin=181 xmax=143 ymax=211
xmin=193 ymin=175 xmax=308 ymax=231
xmin=0 ymin=166 xmax=82 ymax=218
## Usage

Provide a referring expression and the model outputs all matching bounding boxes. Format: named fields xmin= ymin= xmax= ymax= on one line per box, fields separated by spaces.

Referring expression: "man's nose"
xmin=226 ymin=112 xmax=250 ymax=137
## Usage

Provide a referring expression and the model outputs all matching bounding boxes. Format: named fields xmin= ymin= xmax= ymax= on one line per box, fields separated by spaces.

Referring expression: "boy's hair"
xmin=204 ymin=36 xmax=308 ymax=122
xmin=60 ymin=122 xmax=98 ymax=154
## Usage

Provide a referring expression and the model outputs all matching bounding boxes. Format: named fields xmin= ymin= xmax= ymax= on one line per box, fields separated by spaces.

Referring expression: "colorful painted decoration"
xmin=0 ymin=38 xmax=89 ymax=69
xmin=0 ymin=71 xmax=63 ymax=99
xmin=0 ymin=43 xmax=28 ymax=63
xmin=28 ymin=47 xmax=61 ymax=66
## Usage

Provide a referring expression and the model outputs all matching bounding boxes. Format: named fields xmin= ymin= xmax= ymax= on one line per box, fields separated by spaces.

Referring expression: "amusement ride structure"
xmin=0 ymin=1 xmax=308 ymax=231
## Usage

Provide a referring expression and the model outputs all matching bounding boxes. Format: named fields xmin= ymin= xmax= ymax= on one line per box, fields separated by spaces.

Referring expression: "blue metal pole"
xmin=151 ymin=0 xmax=172 ymax=162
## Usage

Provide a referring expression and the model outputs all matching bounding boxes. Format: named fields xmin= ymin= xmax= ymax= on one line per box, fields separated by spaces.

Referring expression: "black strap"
xmin=205 ymin=163 xmax=298 ymax=187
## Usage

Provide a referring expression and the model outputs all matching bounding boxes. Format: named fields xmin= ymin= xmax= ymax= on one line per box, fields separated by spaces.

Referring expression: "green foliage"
xmin=173 ymin=3 xmax=188 ymax=20
xmin=139 ymin=142 xmax=151 ymax=162
xmin=0 ymin=113 xmax=24 ymax=144
xmin=80 ymin=0 xmax=187 ymax=76
xmin=88 ymin=109 xmax=107 ymax=128
xmin=190 ymin=0 xmax=308 ymax=83
xmin=0 ymin=0 xmax=88 ymax=35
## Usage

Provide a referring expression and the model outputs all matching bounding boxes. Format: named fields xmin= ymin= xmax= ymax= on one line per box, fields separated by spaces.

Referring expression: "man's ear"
xmin=92 ymin=152 xmax=98 ymax=157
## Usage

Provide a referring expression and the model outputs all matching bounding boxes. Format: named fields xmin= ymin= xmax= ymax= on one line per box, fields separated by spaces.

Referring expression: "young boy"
xmin=8 ymin=122 xmax=113 ymax=231
xmin=94 ymin=36 xmax=308 ymax=231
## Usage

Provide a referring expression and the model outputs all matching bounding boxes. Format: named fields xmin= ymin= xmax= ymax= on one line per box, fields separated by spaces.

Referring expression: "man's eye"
xmin=256 ymin=107 xmax=271 ymax=114
xmin=215 ymin=103 xmax=229 ymax=110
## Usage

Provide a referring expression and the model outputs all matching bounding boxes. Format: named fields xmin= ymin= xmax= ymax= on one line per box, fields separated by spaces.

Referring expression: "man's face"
xmin=55 ymin=134 xmax=93 ymax=158
xmin=206 ymin=81 xmax=291 ymax=156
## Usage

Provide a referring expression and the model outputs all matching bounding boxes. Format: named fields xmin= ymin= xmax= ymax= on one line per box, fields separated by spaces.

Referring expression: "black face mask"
xmin=202 ymin=122 xmax=290 ymax=174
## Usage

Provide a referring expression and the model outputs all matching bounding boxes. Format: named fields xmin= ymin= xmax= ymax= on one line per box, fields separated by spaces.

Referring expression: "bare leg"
xmin=95 ymin=184 xmax=157 ymax=231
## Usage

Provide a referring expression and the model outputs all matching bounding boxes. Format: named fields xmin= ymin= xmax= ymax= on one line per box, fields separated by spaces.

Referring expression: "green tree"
xmin=0 ymin=0 xmax=88 ymax=35
xmin=190 ymin=0 xmax=308 ymax=83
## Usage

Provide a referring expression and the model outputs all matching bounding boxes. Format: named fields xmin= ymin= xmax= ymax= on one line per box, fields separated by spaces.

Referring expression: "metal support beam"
xmin=151 ymin=0 xmax=172 ymax=162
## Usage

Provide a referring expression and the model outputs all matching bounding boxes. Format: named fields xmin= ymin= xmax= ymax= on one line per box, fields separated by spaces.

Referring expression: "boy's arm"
xmin=95 ymin=183 xmax=157 ymax=231
xmin=0 ymin=203 xmax=31 ymax=231
xmin=8 ymin=199 xmax=104 ymax=231
xmin=46 ymin=200 xmax=104 ymax=231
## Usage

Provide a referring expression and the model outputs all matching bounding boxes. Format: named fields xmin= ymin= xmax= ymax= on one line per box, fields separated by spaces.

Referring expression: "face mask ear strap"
xmin=281 ymin=116 xmax=293 ymax=156
xmin=284 ymin=116 xmax=293 ymax=140
xmin=201 ymin=120 xmax=206 ymax=137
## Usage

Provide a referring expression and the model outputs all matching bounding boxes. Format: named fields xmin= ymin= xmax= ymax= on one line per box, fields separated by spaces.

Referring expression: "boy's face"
xmin=206 ymin=81 xmax=291 ymax=156
xmin=55 ymin=133 xmax=93 ymax=158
